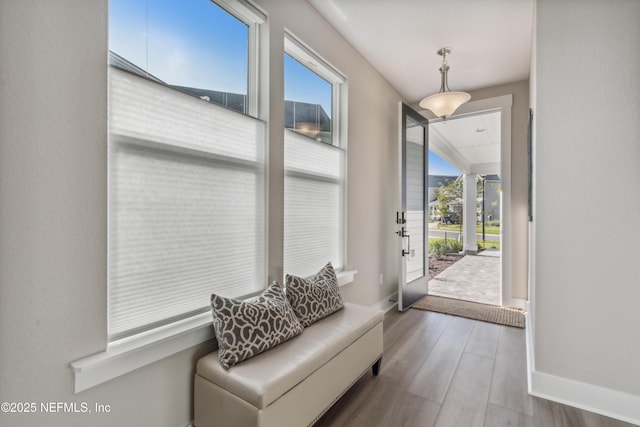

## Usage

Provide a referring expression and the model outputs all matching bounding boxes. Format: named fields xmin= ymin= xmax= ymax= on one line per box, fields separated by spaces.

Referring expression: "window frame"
xmin=283 ymin=31 xmax=353 ymax=281
xmin=70 ymin=0 xmax=266 ymax=394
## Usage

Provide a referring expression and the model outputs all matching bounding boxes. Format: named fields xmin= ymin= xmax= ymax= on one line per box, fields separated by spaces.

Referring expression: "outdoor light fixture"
xmin=419 ymin=47 xmax=470 ymax=121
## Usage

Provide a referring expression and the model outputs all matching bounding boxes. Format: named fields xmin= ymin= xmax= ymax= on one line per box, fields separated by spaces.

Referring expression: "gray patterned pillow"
xmin=285 ymin=262 xmax=344 ymax=328
xmin=210 ymin=281 xmax=303 ymax=369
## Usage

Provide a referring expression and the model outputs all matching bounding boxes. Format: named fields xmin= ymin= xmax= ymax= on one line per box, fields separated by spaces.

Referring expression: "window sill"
xmin=70 ymin=269 xmax=357 ymax=393
xmin=337 ymin=269 xmax=357 ymax=287
xmin=69 ymin=312 xmax=214 ymax=393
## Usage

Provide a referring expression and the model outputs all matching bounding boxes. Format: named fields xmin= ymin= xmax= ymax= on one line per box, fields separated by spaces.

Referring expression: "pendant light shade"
xmin=419 ymin=47 xmax=470 ymax=120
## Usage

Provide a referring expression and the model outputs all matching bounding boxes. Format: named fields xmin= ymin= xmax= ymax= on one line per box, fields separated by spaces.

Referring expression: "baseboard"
xmin=525 ymin=308 xmax=535 ymax=394
xmin=525 ymin=310 xmax=640 ymax=425
xmin=529 ymin=371 xmax=640 ymax=425
xmin=506 ymin=297 xmax=527 ymax=310
xmin=379 ymin=292 xmax=398 ymax=313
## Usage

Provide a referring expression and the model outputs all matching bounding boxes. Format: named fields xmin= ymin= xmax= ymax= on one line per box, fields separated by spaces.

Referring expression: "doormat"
xmin=412 ymin=295 xmax=525 ymax=328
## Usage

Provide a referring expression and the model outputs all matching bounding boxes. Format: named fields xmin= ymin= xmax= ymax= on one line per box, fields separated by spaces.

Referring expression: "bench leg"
xmin=372 ymin=357 xmax=382 ymax=376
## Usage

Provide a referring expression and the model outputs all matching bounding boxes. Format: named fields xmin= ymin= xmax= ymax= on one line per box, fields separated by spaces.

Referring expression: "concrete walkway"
xmin=428 ymin=250 xmax=501 ymax=306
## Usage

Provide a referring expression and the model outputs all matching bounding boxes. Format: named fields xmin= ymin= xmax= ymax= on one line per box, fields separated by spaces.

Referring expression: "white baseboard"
xmin=529 ymin=371 xmax=640 ymax=425
xmin=506 ymin=297 xmax=527 ymax=310
xmin=379 ymin=292 xmax=398 ymax=313
xmin=525 ymin=311 xmax=640 ymax=425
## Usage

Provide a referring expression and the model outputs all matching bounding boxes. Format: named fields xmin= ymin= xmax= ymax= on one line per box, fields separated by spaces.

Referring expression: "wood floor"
xmin=314 ymin=308 xmax=637 ymax=427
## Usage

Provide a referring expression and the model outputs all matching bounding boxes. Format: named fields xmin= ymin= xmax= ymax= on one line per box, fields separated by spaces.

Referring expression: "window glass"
xmin=109 ymin=0 xmax=249 ymax=113
xmin=284 ymin=54 xmax=333 ymax=144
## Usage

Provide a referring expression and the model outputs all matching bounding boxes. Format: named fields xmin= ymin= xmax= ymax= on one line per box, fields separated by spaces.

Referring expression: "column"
xmin=463 ymin=173 xmax=478 ymax=254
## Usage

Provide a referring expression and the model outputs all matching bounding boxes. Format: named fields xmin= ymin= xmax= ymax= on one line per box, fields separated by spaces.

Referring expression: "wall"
xmin=531 ymin=0 xmax=640 ymax=422
xmin=0 ymin=1 xmax=403 ymax=426
xmin=254 ymin=0 xmax=404 ymax=307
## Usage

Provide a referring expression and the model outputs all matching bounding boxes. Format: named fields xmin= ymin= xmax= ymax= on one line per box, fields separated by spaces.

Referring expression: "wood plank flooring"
xmin=314 ymin=309 xmax=638 ymax=427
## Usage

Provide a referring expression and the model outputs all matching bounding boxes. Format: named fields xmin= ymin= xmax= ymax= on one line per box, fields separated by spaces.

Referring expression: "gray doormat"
xmin=412 ymin=295 xmax=525 ymax=328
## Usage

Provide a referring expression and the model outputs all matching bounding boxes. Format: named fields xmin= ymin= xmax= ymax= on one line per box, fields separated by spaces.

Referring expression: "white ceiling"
xmin=430 ymin=111 xmax=502 ymax=174
xmin=309 ymin=0 xmax=534 ymax=103
xmin=309 ymin=0 xmax=533 ymax=172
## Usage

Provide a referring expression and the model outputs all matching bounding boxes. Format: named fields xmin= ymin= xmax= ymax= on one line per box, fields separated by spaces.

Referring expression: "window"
xmin=108 ymin=0 xmax=266 ymax=340
xmin=109 ymin=0 xmax=261 ymax=115
xmin=283 ymin=34 xmax=347 ymax=278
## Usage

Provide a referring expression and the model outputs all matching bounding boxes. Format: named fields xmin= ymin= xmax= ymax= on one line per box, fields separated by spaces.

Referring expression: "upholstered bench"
xmin=194 ymin=302 xmax=383 ymax=427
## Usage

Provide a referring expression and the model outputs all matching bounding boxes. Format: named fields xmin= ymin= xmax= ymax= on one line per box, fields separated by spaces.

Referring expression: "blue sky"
xmin=110 ymin=0 xmax=249 ymax=94
xmin=284 ymin=54 xmax=332 ymax=117
xmin=429 ymin=150 xmax=460 ymax=176
xmin=110 ymin=1 xmax=459 ymax=165
xmin=110 ymin=0 xmax=331 ymax=114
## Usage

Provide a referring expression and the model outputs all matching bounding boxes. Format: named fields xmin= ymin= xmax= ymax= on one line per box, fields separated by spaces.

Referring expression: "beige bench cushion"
xmin=196 ymin=302 xmax=383 ymax=409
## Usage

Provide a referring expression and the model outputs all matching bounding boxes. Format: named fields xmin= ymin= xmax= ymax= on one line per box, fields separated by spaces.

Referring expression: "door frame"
xmin=423 ymin=94 xmax=517 ymax=308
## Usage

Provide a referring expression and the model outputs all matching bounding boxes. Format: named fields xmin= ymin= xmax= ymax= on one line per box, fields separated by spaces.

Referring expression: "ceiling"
xmin=309 ymin=0 xmax=533 ymax=173
xmin=309 ymin=0 xmax=534 ymax=103
xmin=430 ymin=111 xmax=501 ymax=175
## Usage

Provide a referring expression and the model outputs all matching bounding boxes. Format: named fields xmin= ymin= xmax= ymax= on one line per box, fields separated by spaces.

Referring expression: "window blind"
xmin=108 ymin=68 xmax=266 ymax=339
xmin=283 ymin=130 xmax=345 ymax=278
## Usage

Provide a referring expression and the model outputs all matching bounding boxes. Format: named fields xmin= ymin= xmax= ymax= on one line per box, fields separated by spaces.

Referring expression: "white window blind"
xmin=108 ymin=68 xmax=266 ymax=340
xmin=283 ymin=130 xmax=345 ymax=278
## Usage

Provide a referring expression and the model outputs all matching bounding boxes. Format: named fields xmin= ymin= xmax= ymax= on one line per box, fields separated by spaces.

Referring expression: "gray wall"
xmin=531 ymin=0 xmax=640 ymax=419
xmin=0 ymin=1 xmax=404 ymax=426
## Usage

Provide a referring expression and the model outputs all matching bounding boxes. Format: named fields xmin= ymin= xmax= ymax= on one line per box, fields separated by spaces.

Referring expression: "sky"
xmin=109 ymin=0 xmax=249 ymax=94
xmin=284 ymin=54 xmax=332 ymax=117
xmin=429 ymin=150 xmax=460 ymax=176
xmin=109 ymin=0 xmax=459 ymax=166
xmin=109 ymin=0 xmax=331 ymax=114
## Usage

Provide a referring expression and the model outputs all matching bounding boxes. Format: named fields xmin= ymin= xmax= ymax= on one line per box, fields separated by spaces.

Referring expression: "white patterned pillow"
xmin=285 ymin=262 xmax=344 ymax=328
xmin=210 ymin=281 xmax=303 ymax=369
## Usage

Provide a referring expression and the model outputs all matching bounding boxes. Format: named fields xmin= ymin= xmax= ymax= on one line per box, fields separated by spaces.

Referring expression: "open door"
xmin=398 ymin=103 xmax=429 ymax=311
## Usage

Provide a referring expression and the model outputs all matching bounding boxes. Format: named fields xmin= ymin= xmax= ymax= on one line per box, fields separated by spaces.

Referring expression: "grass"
xmin=428 ymin=236 xmax=500 ymax=251
xmin=430 ymin=223 xmax=500 ymax=235
xmin=478 ymin=239 xmax=500 ymax=250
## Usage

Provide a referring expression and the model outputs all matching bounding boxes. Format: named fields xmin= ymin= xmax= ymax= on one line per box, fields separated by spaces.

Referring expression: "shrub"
xmin=429 ymin=238 xmax=462 ymax=258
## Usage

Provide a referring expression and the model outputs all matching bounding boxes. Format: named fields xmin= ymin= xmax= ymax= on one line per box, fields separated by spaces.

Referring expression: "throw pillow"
xmin=285 ymin=262 xmax=344 ymax=327
xmin=211 ymin=281 xmax=303 ymax=369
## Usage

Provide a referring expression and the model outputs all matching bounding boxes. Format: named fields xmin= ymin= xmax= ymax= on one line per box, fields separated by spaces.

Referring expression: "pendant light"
xmin=419 ymin=47 xmax=470 ymax=120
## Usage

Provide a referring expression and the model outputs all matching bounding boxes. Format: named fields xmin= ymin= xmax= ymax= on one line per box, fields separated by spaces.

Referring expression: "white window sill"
xmin=70 ymin=269 xmax=357 ymax=393
xmin=70 ymin=312 xmax=214 ymax=393
xmin=337 ymin=269 xmax=357 ymax=287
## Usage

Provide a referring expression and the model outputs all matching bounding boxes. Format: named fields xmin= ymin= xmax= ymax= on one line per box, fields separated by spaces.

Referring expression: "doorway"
xmin=421 ymin=94 xmax=513 ymax=307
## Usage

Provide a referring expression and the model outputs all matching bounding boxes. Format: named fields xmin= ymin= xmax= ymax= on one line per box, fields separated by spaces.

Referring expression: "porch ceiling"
xmin=429 ymin=111 xmax=501 ymax=175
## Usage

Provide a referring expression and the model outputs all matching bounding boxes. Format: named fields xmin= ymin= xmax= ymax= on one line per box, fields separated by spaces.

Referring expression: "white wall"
xmin=0 ymin=1 xmax=403 ymax=426
xmin=530 ymin=0 xmax=640 ymax=422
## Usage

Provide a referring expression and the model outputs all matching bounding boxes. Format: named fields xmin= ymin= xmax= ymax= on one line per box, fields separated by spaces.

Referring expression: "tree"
xmin=435 ymin=177 xmax=462 ymax=218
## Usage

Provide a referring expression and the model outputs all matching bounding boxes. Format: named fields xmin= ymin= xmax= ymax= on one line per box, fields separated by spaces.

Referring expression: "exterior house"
xmin=1 ymin=1 xmax=639 ymax=427
xmin=427 ymin=175 xmax=459 ymax=220
xmin=427 ymin=174 xmax=458 ymax=205
xmin=481 ymin=174 xmax=501 ymax=223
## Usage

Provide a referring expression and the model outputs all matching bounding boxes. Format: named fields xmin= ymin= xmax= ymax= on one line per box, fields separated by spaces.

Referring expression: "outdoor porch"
xmin=428 ymin=250 xmax=501 ymax=306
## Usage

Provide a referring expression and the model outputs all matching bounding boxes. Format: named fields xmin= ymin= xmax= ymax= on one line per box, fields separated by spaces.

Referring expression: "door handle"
xmin=396 ymin=226 xmax=411 ymax=256
xmin=402 ymin=233 xmax=411 ymax=257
